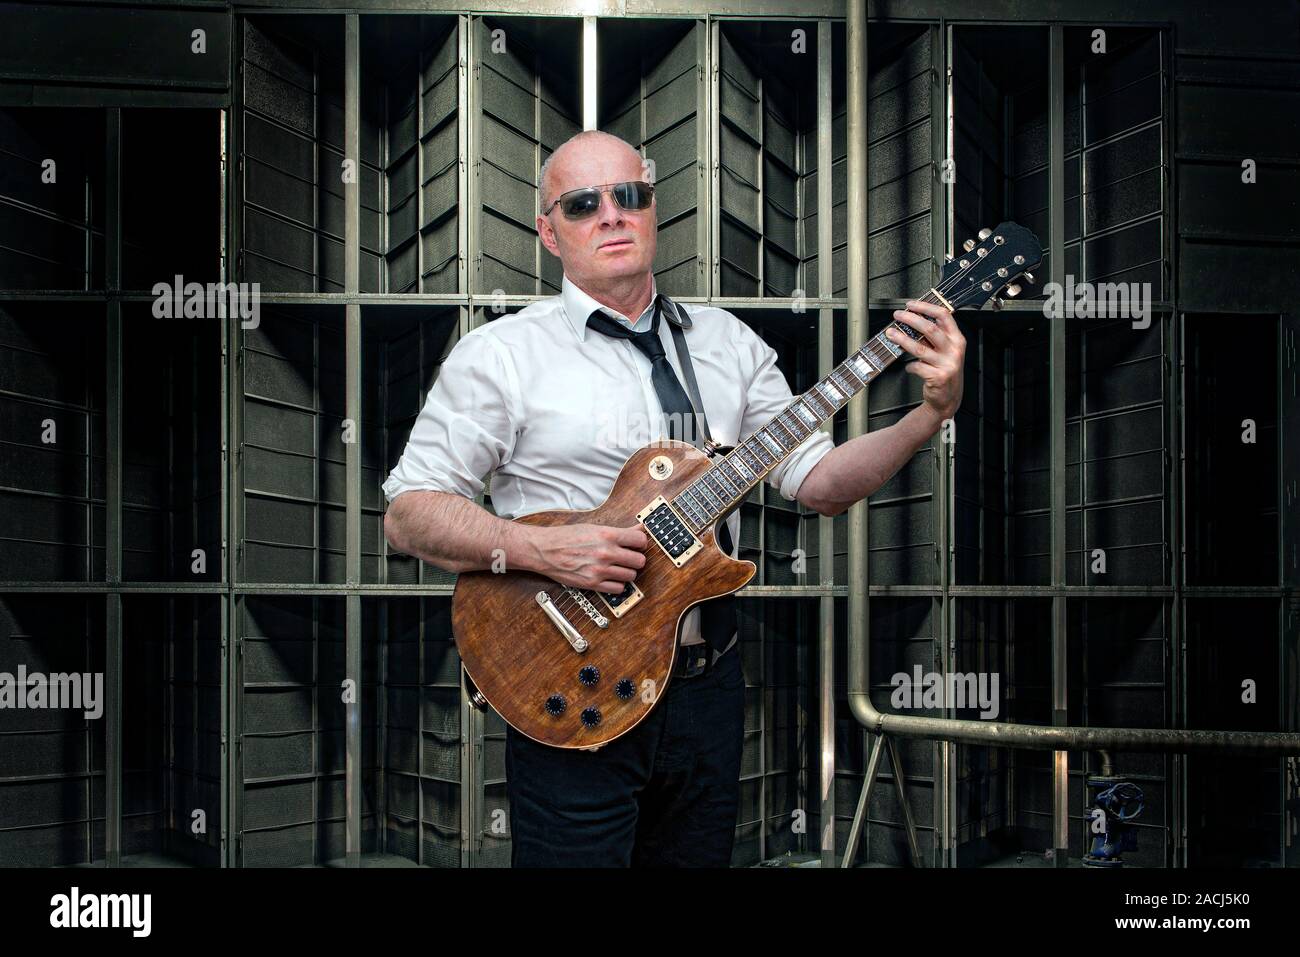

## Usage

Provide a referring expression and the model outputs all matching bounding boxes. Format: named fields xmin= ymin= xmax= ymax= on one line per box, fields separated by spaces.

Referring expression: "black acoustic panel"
xmin=0 ymin=108 xmax=104 ymax=291
xmin=1069 ymin=597 xmax=1167 ymax=727
xmin=368 ymin=305 xmax=460 ymax=586
xmin=953 ymin=28 xmax=1053 ymax=303
xmin=122 ymin=311 xmax=222 ymax=583
xmin=583 ymin=23 xmax=703 ymax=299
xmin=241 ymin=17 xmax=344 ymax=294
xmin=121 ymin=595 xmax=222 ymax=865
xmin=121 ymin=109 xmax=221 ymax=290
xmin=952 ymin=598 xmax=1012 ymax=864
xmin=241 ymin=306 xmax=348 ymax=584
xmin=0 ymin=594 xmax=105 ymax=866
xmin=1059 ymin=29 xmax=1168 ymax=301
xmin=1184 ymin=315 xmax=1279 ymax=586
xmin=240 ymin=596 xmax=379 ymax=866
xmin=369 ymin=596 xmax=459 ymax=866
xmin=475 ymin=20 xmax=577 ymax=299
xmin=824 ymin=596 xmax=938 ymax=863
xmin=1085 ymin=37 xmax=1162 ymax=147
xmin=717 ymin=22 xmax=837 ymax=300
xmin=1060 ymin=317 xmax=1169 ymax=585
xmin=358 ymin=16 xmax=460 ymax=296
xmin=1186 ymin=599 xmax=1284 ymax=866
xmin=952 ymin=320 xmax=1014 ymax=585
xmin=0 ymin=302 xmax=106 ymax=582
xmin=473 ymin=18 xmax=580 ymax=299
xmin=0 ymin=3 xmax=229 ymax=90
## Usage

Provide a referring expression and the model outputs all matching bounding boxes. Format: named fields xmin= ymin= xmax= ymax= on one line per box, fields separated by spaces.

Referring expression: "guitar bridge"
xmin=636 ymin=496 xmax=702 ymax=568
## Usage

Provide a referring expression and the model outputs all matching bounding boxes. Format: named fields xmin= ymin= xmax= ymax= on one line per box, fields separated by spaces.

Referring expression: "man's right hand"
xmin=524 ymin=523 xmax=648 ymax=593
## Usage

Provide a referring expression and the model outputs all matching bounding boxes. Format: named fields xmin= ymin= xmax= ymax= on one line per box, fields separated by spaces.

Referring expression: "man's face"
xmin=536 ymin=140 xmax=657 ymax=287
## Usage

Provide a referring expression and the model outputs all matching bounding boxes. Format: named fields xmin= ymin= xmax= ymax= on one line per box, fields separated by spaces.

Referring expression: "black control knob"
xmin=615 ymin=678 xmax=635 ymax=700
xmin=578 ymin=665 xmax=600 ymax=686
xmin=580 ymin=707 xmax=601 ymax=727
xmin=545 ymin=694 xmax=567 ymax=716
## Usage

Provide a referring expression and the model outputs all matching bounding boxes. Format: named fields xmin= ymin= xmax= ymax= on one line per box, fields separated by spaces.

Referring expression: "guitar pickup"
xmin=596 ymin=579 xmax=644 ymax=618
xmin=636 ymin=496 xmax=702 ymax=568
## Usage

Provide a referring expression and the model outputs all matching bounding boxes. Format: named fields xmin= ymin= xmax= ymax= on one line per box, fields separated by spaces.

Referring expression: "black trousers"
xmin=504 ymin=644 xmax=746 ymax=867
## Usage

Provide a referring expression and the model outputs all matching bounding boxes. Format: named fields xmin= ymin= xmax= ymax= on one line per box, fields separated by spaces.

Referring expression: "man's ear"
xmin=537 ymin=215 xmax=559 ymax=256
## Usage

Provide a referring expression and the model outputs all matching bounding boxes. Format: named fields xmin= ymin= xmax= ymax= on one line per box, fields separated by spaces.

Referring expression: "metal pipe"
xmin=842 ymin=4 xmax=1300 ymax=760
xmin=1095 ymin=750 xmax=1114 ymax=777
xmin=344 ymin=13 xmax=362 ymax=868
xmin=816 ymin=16 xmax=837 ymax=871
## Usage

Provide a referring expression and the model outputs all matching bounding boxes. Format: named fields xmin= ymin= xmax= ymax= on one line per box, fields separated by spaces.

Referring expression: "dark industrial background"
xmin=0 ymin=0 xmax=1296 ymax=868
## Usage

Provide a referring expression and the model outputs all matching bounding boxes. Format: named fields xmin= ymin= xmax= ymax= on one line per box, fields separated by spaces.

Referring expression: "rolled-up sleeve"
xmin=382 ymin=329 xmax=521 ymax=503
xmin=736 ymin=322 xmax=835 ymax=503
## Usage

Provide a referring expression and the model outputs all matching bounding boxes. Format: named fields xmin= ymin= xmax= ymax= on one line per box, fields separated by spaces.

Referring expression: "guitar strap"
xmin=661 ymin=296 xmax=739 ymax=672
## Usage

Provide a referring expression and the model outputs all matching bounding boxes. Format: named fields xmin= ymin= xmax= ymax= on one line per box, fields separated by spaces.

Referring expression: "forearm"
xmin=383 ymin=490 xmax=540 ymax=574
xmin=796 ymin=403 xmax=947 ymax=517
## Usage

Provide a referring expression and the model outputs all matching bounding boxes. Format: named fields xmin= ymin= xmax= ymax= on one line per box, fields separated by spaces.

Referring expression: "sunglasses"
xmin=542 ymin=181 xmax=655 ymax=220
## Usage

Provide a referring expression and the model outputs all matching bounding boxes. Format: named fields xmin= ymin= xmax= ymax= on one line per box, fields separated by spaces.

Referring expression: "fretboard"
xmin=670 ymin=292 xmax=943 ymax=538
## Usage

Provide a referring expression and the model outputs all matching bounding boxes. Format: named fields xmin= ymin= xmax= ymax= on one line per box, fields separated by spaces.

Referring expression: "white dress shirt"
xmin=382 ymin=273 xmax=836 ymax=647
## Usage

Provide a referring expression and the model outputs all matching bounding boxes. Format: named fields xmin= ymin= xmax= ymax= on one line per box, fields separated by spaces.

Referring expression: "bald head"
xmin=536 ymin=128 xmax=657 ymax=294
xmin=539 ymin=130 xmax=645 ymax=211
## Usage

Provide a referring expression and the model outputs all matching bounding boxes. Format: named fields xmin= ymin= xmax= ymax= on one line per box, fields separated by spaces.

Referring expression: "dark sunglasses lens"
xmin=560 ymin=189 xmax=602 ymax=218
xmin=614 ymin=182 xmax=654 ymax=210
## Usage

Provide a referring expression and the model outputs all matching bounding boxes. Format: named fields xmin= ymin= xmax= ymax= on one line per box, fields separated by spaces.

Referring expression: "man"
xmin=382 ymin=129 xmax=965 ymax=867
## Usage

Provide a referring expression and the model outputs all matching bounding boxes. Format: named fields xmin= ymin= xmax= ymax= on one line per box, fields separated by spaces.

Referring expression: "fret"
xmin=760 ymin=431 xmax=783 ymax=459
xmin=688 ymin=485 xmax=714 ymax=518
xmin=751 ymin=434 xmax=778 ymax=465
xmin=730 ymin=453 xmax=754 ymax=482
xmin=851 ymin=352 xmax=875 ymax=381
xmin=802 ymin=391 xmax=828 ymax=419
xmin=679 ymin=491 xmax=707 ymax=526
xmin=831 ymin=367 xmax=859 ymax=392
xmin=725 ymin=460 xmax=751 ymax=496
xmin=792 ymin=400 xmax=819 ymax=428
xmin=769 ymin=410 xmax=800 ymax=442
xmin=771 ymin=416 xmax=799 ymax=446
xmin=679 ymin=489 xmax=709 ymax=526
xmin=703 ymin=471 xmax=736 ymax=508
xmin=879 ymin=330 xmax=904 ymax=357
xmin=709 ymin=463 xmax=741 ymax=498
xmin=739 ymin=441 xmax=768 ymax=473
xmin=761 ymin=426 xmax=789 ymax=454
xmin=817 ymin=381 xmax=844 ymax=406
xmin=676 ymin=503 xmax=703 ymax=534
xmin=692 ymin=480 xmax=724 ymax=513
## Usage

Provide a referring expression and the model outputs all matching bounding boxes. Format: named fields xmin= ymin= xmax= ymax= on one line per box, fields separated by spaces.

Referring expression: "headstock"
xmin=938 ymin=222 xmax=1043 ymax=311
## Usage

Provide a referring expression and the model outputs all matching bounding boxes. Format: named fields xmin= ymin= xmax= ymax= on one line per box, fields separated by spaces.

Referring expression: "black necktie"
xmin=585 ymin=299 xmax=738 ymax=662
xmin=585 ymin=303 xmax=696 ymax=443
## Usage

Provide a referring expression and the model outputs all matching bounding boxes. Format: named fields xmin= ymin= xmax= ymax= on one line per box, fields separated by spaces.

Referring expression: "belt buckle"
xmin=676 ymin=645 xmax=708 ymax=678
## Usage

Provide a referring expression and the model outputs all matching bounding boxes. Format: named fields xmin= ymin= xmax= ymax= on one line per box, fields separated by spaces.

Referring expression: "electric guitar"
xmin=452 ymin=221 xmax=1043 ymax=748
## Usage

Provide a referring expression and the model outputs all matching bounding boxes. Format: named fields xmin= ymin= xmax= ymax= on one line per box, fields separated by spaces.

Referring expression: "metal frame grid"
xmin=0 ymin=0 xmax=1294 ymax=870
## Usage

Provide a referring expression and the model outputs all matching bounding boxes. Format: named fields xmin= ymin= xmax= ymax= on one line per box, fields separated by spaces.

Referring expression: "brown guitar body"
xmin=451 ymin=440 xmax=755 ymax=749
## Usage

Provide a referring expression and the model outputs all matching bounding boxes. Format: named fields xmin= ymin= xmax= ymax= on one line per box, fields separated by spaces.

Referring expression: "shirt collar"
xmin=561 ymin=273 xmax=660 ymax=342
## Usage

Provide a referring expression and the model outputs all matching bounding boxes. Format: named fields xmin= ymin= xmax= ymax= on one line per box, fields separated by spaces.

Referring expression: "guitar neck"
xmin=669 ymin=289 xmax=947 ymax=536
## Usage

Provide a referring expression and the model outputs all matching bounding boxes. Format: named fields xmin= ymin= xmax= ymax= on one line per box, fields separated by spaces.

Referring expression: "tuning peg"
xmin=1023 ymin=271 xmax=1035 ymax=284
xmin=1006 ymin=283 xmax=1022 ymax=297
xmin=978 ymin=227 xmax=992 ymax=240
xmin=944 ymin=253 xmax=953 ymax=263
xmin=962 ymin=239 xmax=976 ymax=252
xmin=990 ymin=296 xmax=1004 ymax=311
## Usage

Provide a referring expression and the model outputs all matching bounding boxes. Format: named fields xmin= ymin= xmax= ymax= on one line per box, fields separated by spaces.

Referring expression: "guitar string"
xmin=542 ymin=244 xmax=1029 ymax=624
xmin=682 ymin=248 xmax=1028 ymax=534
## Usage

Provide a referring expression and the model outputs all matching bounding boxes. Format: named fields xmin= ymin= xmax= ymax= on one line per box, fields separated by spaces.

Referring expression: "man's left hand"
xmin=885 ymin=300 xmax=966 ymax=421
